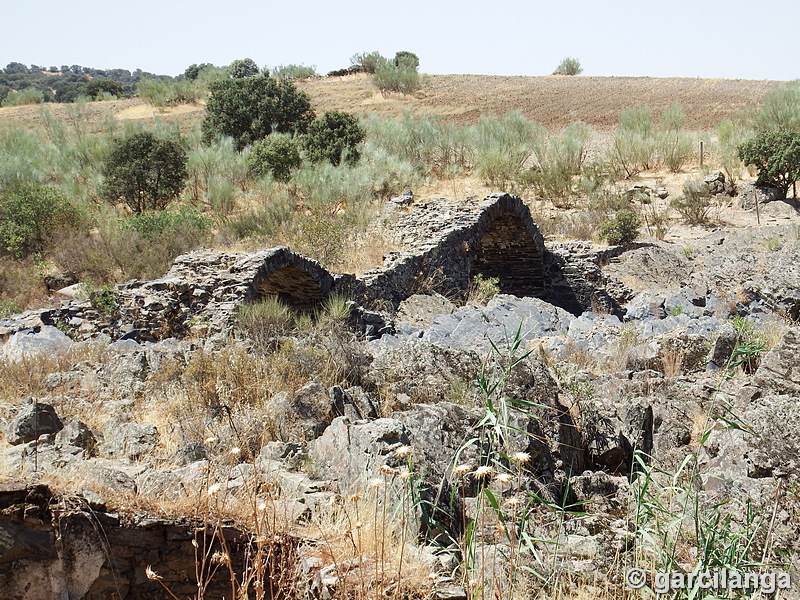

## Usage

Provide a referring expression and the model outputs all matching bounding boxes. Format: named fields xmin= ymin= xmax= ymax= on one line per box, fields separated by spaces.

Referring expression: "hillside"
xmin=0 ymin=73 xmax=781 ymax=131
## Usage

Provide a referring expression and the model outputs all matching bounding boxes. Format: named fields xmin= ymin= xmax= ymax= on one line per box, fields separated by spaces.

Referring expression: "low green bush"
xmin=0 ymin=184 xmax=82 ymax=257
xmin=247 ymin=135 xmax=301 ymax=181
xmin=304 ymin=111 xmax=366 ymax=166
xmin=598 ymin=209 xmax=640 ymax=245
xmin=671 ymin=180 xmax=714 ymax=224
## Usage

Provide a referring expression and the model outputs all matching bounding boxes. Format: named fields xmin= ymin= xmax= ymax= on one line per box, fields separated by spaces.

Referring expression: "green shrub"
xmin=528 ymin=121 xmax=593 ymax=204
xmin=671 ymin=180 xmax=714 ymax=224
xmin=228 ymin=58 xmax=260 ymax=79
xmin=363 ymin=114 xmax=473 ymax=175
xmin=350 ymin=51 xmax=385 ymax=74
xmin=2 ymin=87 xmax=44 ymax=107
xmin=271 ymin=64 xmax=318 ymax=80
xmin=751 ymin=81 xmax=800 ymax=132
xmin=607 ymin=106 xmax=656 ymax=177
xmin=656 ymin=103 xmax=695 ymax=172
xmin=553 ymin=57 xmax=583 ymax=75
xmin=716 ymin=119 xmax=751 ymax=183
xmin=136 ymin=78 xmax=169 ymax=108
xmin=597 ymin=209 xmax=640 ymax=246
xmin=202 ymin=76 xmax=315 ymax=150
xmin=738 ymin=129 xmax=800 ymax=197
xmin=54 ymin=210 xmax=210 ymax=284
xmin=186 ymin=135 xmax=248 ymax=204
xmin=304 ymin=111 xmax=366 ymax=166
xmin=373 ymin=61 xmax=420 ymax=95
xmin=0 ymin=184 xmax=81 ymax=257
xmin=228 ymin=192 xmax=296 ymax=242
xmin=247 ymin=135 xmax=301 ymax=181
xmin=101 ymin=131 xmax=188 ymax=212
xmin=122 ymin=207 xmax=210 ymax=240
xmin=467 ymin=273 xmax=500 ymax=305
xmin=183 ymin=63 xmax=214 ymax=80
xmin=84 ymin=79 xmax=124 ymax=100
xmin=238 ymin=296 xmax=295 ymax=348
xmin=393 ymin=51 xmax=420 ymax=70
xmin=474 ymin=111 xmax=542 ymax=190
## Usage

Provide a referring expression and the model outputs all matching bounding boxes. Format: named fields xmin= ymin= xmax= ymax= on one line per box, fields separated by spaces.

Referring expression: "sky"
xmin=2 ymin=0 xmax=798 ymax=81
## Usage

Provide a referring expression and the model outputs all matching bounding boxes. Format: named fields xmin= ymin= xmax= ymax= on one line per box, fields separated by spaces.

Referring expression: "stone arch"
xmin=248 ymin=248 xmax=334 ymax=312
xmin=467 ymin=196 xmax=546 ymax=299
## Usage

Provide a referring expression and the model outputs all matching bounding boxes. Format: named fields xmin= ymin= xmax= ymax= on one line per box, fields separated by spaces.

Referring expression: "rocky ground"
xmin=1 ymin=188 xmax=800 ymax=599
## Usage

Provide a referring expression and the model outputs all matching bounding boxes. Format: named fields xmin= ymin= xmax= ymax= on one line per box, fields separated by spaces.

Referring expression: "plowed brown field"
xmin=0 ymin=73 xmax=780 ymax=132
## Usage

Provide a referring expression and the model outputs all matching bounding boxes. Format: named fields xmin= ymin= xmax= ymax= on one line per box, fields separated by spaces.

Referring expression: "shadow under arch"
xmin=248 ymin=248 xmax=334 ymax=312
xmin=466 ymin=195 xmax=546 ymax=300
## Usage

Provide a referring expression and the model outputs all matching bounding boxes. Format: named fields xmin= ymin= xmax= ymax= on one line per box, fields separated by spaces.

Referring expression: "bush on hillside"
xmin=83 ymin=79 xmax=124 ymax=100
xmin=671 ymin=180 xmax=714 ymax=225
xmin=393 ymin=51 xmax=420 ymax=70
xmin=101 ymin=131 xmax=188 ymax=212
xmin=304 ymin=111 xmax=366 ymax=166
xmin=350 ymin=51 xmax=385 ymax=74
xmin=228 ymin=58 xmax=260 ymax=79
xmin=2 ymin=87 xmax=44 ymax=107
xmin=271 ymin=64 xmax=318 ymax=80
xmin=247 ymin=135 xmax=302 ymax=181
xmin=202 ymin=76 xmax=315 ymax=150
xmin=738 ymin=129 xmax=800 ymax=198
xmin=0 ymin=184 xmax=82 ymax=257
xmin=598 ymin=209 xmax=640 ymax=246
xmin=553 ymin=57 xmax=583 ymax=76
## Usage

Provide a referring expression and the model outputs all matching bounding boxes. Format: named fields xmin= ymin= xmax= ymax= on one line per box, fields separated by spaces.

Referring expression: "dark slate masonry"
xmin=0 ymin=482 xmax=294 ymax=600
xmin=0 ymin=193 xmax=622 ymax=344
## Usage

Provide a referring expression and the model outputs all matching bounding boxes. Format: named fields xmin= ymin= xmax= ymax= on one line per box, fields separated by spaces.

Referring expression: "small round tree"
xmin=228 ymin=58 xmax=260 ymax=79
xmin=101 ymin=131 xmax=188 ymax=213
xmin=553 ymin=57 xmax=583 ymax=76
xmin=83 ymin=78 xmax=124 ymax=100
xmin=598 ymin=209 xmax=640 ymax=246
xmin=247 ymin=135 xmax=301 ymax=181
xmin=202 ymin=76 xmax=315 ymax=150
xmin=303 ymin=111 xmax=366 ymax=166
xmin=738 ymin=130 xmax=800 ymax=198
xmin=394 ymin=51 xmax=420 ymax=70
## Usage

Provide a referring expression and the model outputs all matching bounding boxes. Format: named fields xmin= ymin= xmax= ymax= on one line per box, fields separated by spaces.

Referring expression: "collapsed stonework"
xmin=109 ymin=193 xmax=618 ymax=341
xmin=0 ymin=193 xmax=619 ymax=345
xmin=360 ymin=193 xmax=548 ymax=305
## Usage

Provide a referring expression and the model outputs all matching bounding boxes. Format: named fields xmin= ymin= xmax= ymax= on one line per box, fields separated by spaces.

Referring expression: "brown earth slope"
xmin=0 ymin=73 xmax=780 ymax=132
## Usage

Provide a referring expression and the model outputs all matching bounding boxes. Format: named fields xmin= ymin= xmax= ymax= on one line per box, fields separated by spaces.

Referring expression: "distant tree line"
xmin=0 ymin=61 xmax=173 ymax=105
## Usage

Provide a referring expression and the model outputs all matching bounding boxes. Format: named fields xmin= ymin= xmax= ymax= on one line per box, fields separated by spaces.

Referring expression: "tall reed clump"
xmin=656 ymin=103 xmax=696 ymax=173
xmin=474 ymin=111 xmax=543 ymax=191
xmin=607 ymin=106 xmax=658 ymax=178
xmin=528 ymin=120 xmax=594 ymax=206
xmin=445 ymin=327 xmax=573 ymax=599
xmin=626 ymin=334 xmax=786 ymax=600
xmin=185 ymin=133 xmax=249 ymax=216
xmin=363 ymin=113 xmax=473 ymax=176
xmin=716 ymin=118 xmax=752 ymax=184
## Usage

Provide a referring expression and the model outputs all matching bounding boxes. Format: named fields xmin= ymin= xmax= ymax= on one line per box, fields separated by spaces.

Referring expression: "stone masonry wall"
xmin=0 ymin=482 xmax=290 ymax=600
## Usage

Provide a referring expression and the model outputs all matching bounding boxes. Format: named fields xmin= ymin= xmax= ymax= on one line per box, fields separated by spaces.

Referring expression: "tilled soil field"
xmin=0 ymin=73 xmax=781 ymax=132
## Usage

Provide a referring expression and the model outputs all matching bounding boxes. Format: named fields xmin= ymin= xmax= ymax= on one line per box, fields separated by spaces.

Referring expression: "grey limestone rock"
xmin=7 ymin=402 xmax=64 ymax=445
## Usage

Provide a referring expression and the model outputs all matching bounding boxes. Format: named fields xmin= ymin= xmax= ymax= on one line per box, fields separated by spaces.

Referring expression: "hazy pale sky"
xmin=3 ymin=0 xmax=798 ymax=80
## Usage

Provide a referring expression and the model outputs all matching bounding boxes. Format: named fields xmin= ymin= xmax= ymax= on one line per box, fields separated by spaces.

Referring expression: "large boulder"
xmin=7 ymin=402 xmax=64 ymax=445
xmin=1 ymin=326 xmax=73 ymax=363
xmin=738 ymin=182 xmax=781 ymax=209
xmin=98 ymin=422 xmax=158 ymax=460
xmin=308 ymin=417 xmax=410 ymax=493
xmin=267 ymin=383 xmax=336 ymax=442
xmin=739 ymin=327 xmax=800 ymax=401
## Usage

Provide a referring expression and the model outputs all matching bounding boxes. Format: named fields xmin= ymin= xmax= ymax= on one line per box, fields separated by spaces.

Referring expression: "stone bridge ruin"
xmin=51 ymin=193 xmax=618 ymax=342
xmin=360 ymin=193 xmax=547 ymax=306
